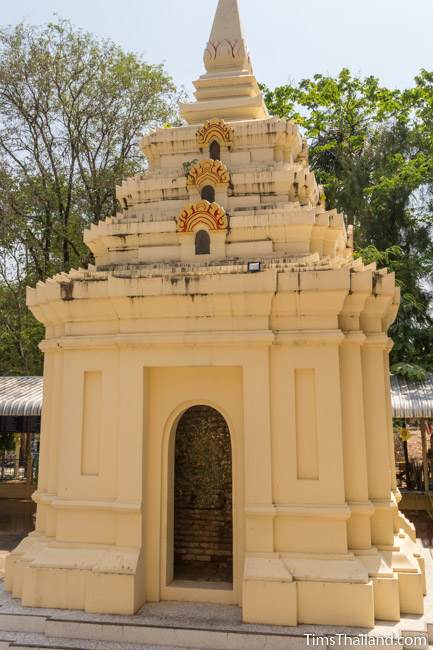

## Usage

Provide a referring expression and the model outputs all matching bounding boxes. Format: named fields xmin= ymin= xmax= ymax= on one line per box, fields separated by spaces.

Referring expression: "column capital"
xmin=341 ymin=331 xmax=366 ymax=346
xmin=363 ymin=333 xmax=389 ymax=349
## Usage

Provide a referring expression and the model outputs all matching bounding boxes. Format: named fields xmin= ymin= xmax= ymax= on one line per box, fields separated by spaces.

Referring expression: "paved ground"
xmin=406 ymin=510 xmax=433 ymax=548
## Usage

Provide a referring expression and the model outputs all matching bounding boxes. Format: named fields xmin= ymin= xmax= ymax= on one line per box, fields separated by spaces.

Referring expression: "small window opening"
xmin=195 ymin=230 xmax=211 ymax=256
xmin=201 ymin=185 xmax=215 ymax=203
xmin=209 ymin=140 xmax=221 ymax=161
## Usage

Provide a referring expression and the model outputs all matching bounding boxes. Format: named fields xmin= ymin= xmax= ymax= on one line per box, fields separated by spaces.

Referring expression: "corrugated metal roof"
xmin=391 ymin=373 xmax=433 ymax=419
xmin=0 ymin=377 xmax=43 ymax=417
xmin=0 ymin=374 xmax=431 ymax=421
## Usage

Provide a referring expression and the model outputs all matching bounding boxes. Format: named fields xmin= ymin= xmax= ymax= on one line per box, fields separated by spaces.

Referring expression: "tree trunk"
xmin=403 ymin=440 xmax=412 ymax=490
xmin=25 ymin=433 xmax=33 ymax=486
xmin=14 ymin=436 xmax=20 ymax=479
xmin=420 ymin=422 xmax=429 ymax=492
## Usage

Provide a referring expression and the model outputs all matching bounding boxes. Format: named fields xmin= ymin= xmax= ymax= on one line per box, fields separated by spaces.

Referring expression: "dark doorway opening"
xmin=209 ymin=140 xmax=221 ymax=161
xmin=173 ymin=405 xmax=233 ymax=583
xmin=201 ymin=185 xmax=215 ymax=203
xmin=195 ymin=230 xmax=211 ymax=256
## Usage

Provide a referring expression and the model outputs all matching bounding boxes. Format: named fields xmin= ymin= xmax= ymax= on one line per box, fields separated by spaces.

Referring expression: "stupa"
xmin=6 ymin=0 xmax=425 ymax=628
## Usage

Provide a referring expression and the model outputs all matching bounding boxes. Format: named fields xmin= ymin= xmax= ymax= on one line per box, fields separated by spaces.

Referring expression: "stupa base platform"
xmin=4 ymin=532 xmax=427 ymax=626
xmin=0 ymin=551 xmax=433 ymax=650
xmin=2 ymin=534 xmax=430 ymax=639
xmin=0 ymin=548 xmax=432 ymax=650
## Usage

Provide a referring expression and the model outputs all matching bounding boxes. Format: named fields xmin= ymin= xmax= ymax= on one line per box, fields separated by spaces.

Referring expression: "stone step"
xmin=0 ymin=613 xmax=308 ymax=650
xmin=0 ymin=632 xmax=206 ymax=650
xmin=2 ymin=635 xmax=433 ymax=650
xmin=0 ymin=615 xmax=432 ymax=650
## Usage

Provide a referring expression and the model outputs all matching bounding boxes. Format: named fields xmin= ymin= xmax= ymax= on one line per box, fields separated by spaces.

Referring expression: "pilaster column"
xmin=384 ymin=340 xmax=398 ymax=493
xmin=340 ymin=332 xmax=373 ymax=550
xmin=34 ymin=346 xmax=63 ymax=538
xmin=362 ymin=334 xmax=394 ymax=546
xmin=35 ymin=350 xmax=52 ymax=496
xmin=116 ymin=351 xmax=144 ymax=548
xmin=243 ymin=348 xmax=275 ymax=554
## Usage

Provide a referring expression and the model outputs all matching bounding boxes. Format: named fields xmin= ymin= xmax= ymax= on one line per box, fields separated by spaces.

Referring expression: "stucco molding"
xmin=341 ymin=331 xmax=367 ymax=345
xmin=274 ymin=503 xmax=351 ymax=521
xmin=275 ymin=330 xmax=345 ymax=346
xmin=176 ymin=200 xmax=228 ymax=233
xmin=196 ymin=118 xmax=234 ymax=147
xmin=244 ymin=505 xmax=277 ymax=519
xmin=39 ymin=330 xmax=275 ymax=352
xmin=204 ymin=39 xmax=251 ymax=72
xmin=370 ymin=498 xmax=396 ymax=511
xmin=33 ymin=492 xmax=141 ymax=513
xmin=348 ymin=501 xmax=375 ymax=516
xmin=363 ymin=333 xmax=389 ymax=349
xmin=186 ymin=159 xmax=229 ymax=190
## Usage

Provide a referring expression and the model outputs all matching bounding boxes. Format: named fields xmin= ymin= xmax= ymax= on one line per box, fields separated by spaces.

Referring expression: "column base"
xmin=358 ymin=529 xmax=425 ymax=620
xmin=242 ymin=534 xmax=425 ymax=628
xmin=242 ymin=557 xmax=297 ymax=626
xmin=5 ymin=532 xmax=144 ymax=615
xmin=242 ymin=554 xmax=375 ymax=628
xmin=357 ymin=550 xmax=400 ymax=621
xmin=6 ymin=531 xmax=426 ymax=623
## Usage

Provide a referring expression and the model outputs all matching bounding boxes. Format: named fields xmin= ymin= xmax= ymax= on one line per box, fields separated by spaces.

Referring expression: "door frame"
xmin=159 ymin=399 xmax=240 ymax=604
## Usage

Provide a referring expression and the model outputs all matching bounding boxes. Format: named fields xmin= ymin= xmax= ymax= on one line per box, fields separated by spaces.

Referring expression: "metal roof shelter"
xmin=0 ymin=377 xmax=42 ymax=434
xmin=391 ymin=373 xmax=433 ymax=420
xmin=0 ymin=374 xmax=431 ymax=434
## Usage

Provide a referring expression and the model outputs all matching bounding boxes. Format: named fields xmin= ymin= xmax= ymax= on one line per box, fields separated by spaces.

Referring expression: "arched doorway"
xmin=200 ymin=185 xmax=215 ymax=203
xmin=195 ymin=230 xmax=211 ymax=255
xmin=173 ymin=405 xmax=233 ymax=583
xmin=209 ymin=140 xmax=221 ymax=161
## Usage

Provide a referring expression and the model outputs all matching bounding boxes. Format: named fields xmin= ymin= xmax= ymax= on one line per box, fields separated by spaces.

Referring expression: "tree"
xmin=0 ymin=20 xmax=178 ymax=375
xmin=262 ymin=70 xmax=433 ymax=374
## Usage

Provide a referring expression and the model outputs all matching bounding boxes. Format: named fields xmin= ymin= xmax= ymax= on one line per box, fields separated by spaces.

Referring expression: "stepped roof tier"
xmin=27 ymin=0 xmax=399 ymax=335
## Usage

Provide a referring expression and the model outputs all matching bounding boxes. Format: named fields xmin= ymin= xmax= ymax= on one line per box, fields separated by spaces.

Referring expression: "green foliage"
xmin=353 ymin=244 xmax=403 ymax=267
xmin=263 ymin=70 xmax=433 ymax=374
xmin=0 ymin=19 xmax=179 ymax=375
xmin=0 ymin=432 xmax=16 ymax=455
xmin=182 ymin=159 xmax=199 ymax=176
xmin=390 ymin=362 xmax=427 ymax=381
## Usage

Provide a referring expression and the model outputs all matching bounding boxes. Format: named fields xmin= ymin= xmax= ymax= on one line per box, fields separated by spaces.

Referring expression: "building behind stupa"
xmin=5 ymin=0 xmax=425 ymax=628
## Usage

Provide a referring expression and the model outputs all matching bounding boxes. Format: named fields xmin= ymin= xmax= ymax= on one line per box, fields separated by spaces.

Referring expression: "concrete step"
xmin=0 ymin=612 xmax=309 ymax=650
xmin=1 ymin=635 xmax=433 ymax=650
xmin=0 ymin=615 xmax=432 ymax=650
xmin=0 ymin=632 xmax=206 ymax=650
xmin=45 ymin=617 xmax=308 ymax=650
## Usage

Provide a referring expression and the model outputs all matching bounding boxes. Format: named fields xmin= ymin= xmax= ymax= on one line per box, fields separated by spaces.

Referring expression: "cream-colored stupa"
xmin=6 ymin=0 xmax=425 ymax=628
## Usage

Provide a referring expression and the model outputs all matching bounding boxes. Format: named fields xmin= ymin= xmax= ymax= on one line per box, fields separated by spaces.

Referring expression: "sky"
xmin=1 ymin=0 xmax=433 ymax=93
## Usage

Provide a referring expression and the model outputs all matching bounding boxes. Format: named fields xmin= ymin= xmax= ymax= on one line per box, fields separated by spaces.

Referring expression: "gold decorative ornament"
xmin=196 ymin=118 xmax=234 ymax=147
xmin=176 ymin=200 xmax=228 ymax=233
xmin=186 ymin=159 xmax=229 ymax=191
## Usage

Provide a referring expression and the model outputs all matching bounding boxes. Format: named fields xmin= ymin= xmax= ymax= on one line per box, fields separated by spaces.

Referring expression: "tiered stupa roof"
xmin=27 ymin=0 xmax=399 ymax=332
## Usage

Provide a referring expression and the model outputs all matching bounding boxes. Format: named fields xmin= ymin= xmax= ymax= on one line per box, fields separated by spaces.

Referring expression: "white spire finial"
xmin=204 ymin=0 xmax=251 ymax=73
xmin=180 ymin=0 xmax=268 ymax=123
xmin=209 ymin=0 xmax=244 ymax=43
